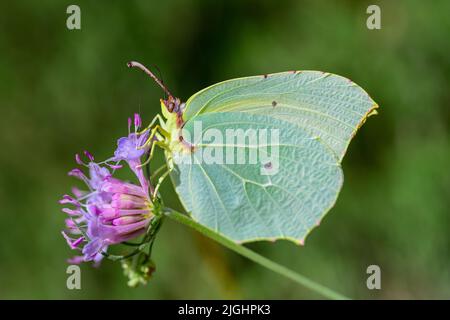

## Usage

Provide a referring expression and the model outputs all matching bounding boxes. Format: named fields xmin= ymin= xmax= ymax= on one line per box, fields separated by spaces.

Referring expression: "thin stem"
xmin=164 ymin=208 xmax=349 ymax=300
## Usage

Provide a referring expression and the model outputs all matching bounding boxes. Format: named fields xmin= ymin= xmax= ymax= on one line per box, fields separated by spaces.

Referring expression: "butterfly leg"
xmin=150 ymin=164 xmax=168 ymax=181
xmin=138 ymin=137 xmax=169 ymax=169
xmin=151 ymin=169 xmax=171 ymax=201
xmin=138 ymin=114 xmax=166 ymax=135
xmin=139 ymin=124 xmax=170 ymax=151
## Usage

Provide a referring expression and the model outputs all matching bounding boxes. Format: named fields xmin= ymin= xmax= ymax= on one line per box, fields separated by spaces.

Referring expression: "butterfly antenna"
xmin=127 ymin=61 xmax=173 ymax=98
xmin=152 ymin=65 xmax=167 ymax=100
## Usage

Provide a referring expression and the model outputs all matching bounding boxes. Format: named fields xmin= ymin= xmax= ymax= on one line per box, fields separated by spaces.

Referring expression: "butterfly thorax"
xmin=160 ymin=96 xmax=193 ymax=160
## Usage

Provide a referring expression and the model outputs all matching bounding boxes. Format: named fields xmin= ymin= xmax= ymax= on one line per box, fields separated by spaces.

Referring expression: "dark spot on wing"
xmin=272 ymin=101 xmax=277 ymax=107
xmin=264 ymin=162 xmax=272 ymax=169
xmin=263 ymin=74 xmax=268 ymax=79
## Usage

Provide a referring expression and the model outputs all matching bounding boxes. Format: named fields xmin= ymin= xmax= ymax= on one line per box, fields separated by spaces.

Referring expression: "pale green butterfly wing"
xmin=182 ymin=71 xmax=378 ymax=161
xmin=169 ymin=112 xmax=343 ymax=243
xmin=167 ymin=71 xmax=377 ymax=243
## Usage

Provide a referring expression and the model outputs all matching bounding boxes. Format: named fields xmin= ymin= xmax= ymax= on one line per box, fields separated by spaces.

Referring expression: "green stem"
xmin=164 ymin=208 xmax=349 ymax=300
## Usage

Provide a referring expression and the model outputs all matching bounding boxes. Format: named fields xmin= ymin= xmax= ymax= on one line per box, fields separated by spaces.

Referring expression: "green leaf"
xmin=166 ymin=71 xmax=377 ymax=243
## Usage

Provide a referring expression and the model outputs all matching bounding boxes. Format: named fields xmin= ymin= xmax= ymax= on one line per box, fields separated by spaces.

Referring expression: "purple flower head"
xmin=111 ymin=113 xmax=149 ymax=162
xmin=60 ymin=151 xmax=153 ymax=265
xmin=114 ymin=133 xmax=149 ymax=162
xmin=110 ymin=114 xmax=152 ymax=193
xmin=87 ymin=162 xmax=110 ymax=190
xmin=113 ymin=113 xmax=150 ymax=163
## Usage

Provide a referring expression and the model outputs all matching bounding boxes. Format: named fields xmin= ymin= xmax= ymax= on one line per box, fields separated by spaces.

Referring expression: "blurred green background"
xmin=0 ymin=0 xmax=449 ymax=299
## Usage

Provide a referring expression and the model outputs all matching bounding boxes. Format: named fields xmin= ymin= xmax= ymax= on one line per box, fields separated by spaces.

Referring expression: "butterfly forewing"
xmin=183 ymin=71 xmax=378 ymax=161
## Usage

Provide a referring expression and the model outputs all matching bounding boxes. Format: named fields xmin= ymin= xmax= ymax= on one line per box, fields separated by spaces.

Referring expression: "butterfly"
xmin=128 ymin=61 xmax=378 ymax=245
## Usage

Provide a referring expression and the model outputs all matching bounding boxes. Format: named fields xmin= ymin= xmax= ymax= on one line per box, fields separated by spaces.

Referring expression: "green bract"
xmin=165 ymin=71 xmax=378 ymax=244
